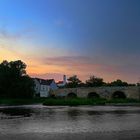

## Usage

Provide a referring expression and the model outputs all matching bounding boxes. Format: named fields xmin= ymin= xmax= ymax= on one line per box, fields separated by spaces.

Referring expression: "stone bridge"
xmin=54 ymin=86 xmax=140 ymax=99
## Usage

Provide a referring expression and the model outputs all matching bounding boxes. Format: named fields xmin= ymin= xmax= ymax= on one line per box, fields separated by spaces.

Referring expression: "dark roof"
xmin=57 ymin=81 xmax=63 ymax=84
xmin=46 ymin=79 xmax=54 ymax=85
xmin=34 ymin=78 xmax=54 ymax=85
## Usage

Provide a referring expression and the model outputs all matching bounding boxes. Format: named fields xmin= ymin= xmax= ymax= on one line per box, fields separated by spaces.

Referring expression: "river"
xmin=0 ymin=105 xmax=140 ymax=140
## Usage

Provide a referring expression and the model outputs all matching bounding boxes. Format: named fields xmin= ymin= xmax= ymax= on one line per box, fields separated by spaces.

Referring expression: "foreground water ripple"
xmin=0 ymin=105 xmax=140 ymax=139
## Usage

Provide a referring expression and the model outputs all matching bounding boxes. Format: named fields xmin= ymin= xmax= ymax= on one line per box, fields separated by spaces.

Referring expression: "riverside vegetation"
xmin=43 ymin=98 xmax=140 ymax=106
xmin=0 ymin=60 xmax=140 ymax=106
xmin=0 ymin=98 xmax=46 ymax=106
xmin=0 ymin=98 xmax=140 ymax=106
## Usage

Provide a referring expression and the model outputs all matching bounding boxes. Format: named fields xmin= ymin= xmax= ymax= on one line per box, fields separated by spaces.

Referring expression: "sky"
xmin=0 ymin=0 xmax=140 ymax=83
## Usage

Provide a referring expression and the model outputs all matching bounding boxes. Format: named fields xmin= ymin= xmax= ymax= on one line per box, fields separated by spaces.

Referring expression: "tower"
xmin=63 ymin=75 xmax=67 ymax=85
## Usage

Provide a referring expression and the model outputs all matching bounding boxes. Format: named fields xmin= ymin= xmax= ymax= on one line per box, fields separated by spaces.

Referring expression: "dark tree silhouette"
xmin=109 ymin=79 xmax=128 ymax=86
xmin=0 ymin=60 xmax=34 ymax=98
xmin=86 ymin=75 xmax=104 ymax=87
xmin=66 ymin=75 xmax=81 ymax=88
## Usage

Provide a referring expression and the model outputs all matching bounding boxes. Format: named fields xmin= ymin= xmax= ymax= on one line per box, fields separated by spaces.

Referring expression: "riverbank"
xmin=43 ymin=98 xmax=140 ymax=106
xmin=0 ymin=98 xmax=46 ymax=106
xmin=0 ymin=98 xmax=140 ymax=106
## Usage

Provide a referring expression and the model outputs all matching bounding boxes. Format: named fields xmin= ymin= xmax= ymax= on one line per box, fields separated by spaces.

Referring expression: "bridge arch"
xmin=112 ymin=91 xmax=126 ymax=99
xmin=67 ymin=92 xmax=77 ymax=98
xmin=87 ymin=92 xmax=100 ymax=99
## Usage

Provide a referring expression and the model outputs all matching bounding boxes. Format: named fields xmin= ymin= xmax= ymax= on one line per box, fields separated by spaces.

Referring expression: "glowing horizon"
xmin=0 ymin=0 xmax=140 ymax=83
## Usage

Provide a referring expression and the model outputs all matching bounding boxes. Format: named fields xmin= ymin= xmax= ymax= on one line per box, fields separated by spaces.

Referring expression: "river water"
xmin=0 ymin=105 xmax=140 ymax=140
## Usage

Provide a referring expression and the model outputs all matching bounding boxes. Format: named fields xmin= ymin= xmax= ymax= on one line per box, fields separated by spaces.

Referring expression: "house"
xmin=46 ymin=79 xmax=58 ymax=90
xmin=33 ymin=78 xmax=58 ymax=97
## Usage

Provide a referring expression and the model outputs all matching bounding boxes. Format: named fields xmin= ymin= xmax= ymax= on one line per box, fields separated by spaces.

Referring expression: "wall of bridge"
xmin=54 ymin=86 xmax=140 ymax=99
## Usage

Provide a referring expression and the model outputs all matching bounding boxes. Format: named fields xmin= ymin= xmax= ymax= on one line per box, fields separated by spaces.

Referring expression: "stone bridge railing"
xmin=54 ymin=86 xmax=140 ymax=99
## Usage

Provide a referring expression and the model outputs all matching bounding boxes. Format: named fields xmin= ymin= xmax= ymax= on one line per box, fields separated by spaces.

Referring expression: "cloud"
xmin=35 ymin=55 xmax=139 ymax=83
xmin=42 ymin=56 xmax=93 ymax=66
xmin=39 ymin=56 xmax=116 ymax=75
xmin=0 ymin=25 xmax=41 ymax=61
xmin=0 ymin=26 xmax=36 ymax=41
xmin=29 ymin=72 xmax=64 ymax=81
xmin=0 ymin=29 xmax=20 ymax=40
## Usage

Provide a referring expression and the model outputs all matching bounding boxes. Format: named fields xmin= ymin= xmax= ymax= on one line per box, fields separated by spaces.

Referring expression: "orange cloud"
xmin=27 ymin=56 xmax=120 ymax=82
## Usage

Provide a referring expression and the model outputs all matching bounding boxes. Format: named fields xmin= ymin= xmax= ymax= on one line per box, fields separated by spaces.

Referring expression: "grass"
xmin=43 ymin=98 xmax=106 ymax=106
xmin=106 ymin=98 xmax=140 ymax=104
xmin=0 ymin=97 xmax=140 ymax=106
xmin=0 ymin=98 xmax=47 ymax=106
xmin=43 ymin=98 xmax=140 ymax=106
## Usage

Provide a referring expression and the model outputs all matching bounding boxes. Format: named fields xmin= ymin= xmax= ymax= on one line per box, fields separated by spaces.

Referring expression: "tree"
xmin=86 ymin=75 xmax=104 ymax=87
xmin=109 ymin=79 xmax=128 ymax=86
xmin=0 ymin=60 xmax=35 ymax=98
xmin=66 ymin=75 xmax=81 ymax=88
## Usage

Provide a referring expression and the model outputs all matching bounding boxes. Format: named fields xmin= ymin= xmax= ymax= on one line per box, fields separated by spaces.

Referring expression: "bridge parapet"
xmin=54 ymin=86 xmax=140 ymax=99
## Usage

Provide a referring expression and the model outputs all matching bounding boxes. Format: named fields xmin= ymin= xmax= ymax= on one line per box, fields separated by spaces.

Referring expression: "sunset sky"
xmin=0 ymin=0 xmax=140 ymax=83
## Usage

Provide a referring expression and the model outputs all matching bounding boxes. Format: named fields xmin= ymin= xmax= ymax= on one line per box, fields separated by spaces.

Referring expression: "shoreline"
xmin=43 ymin=98 xmax=140 ymax=106
xmin=0 ymin=98 xmax=140 ymax=106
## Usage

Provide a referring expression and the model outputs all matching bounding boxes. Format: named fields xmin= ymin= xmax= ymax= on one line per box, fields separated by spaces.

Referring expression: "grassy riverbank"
xmin=43 ymin=98 xmax=140 ymax=106
xmin=0 ymin=98 xmax=46 ymax=106
xmin=0 ymin=98 xmax=140 ymax=106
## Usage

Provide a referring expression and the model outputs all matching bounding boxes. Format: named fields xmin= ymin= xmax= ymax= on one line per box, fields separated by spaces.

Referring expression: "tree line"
xmin=0 ymin=60 xmax=34 ymax=98
xmin=0 ymin=60 xmax=139 ymax=98
xmin=66 ymin=75 xmax=137 ymax=88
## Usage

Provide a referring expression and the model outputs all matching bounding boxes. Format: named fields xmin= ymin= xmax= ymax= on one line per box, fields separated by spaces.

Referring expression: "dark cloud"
xmin=42 ymin=56 xmax=93 ymax=66
xmin=30 ymin=72 xmax=64 ymax=81
xmin=38 ymin=55 xmax=140 ymax=82
xmin=0 ymin=27 xmax=35 ymax=40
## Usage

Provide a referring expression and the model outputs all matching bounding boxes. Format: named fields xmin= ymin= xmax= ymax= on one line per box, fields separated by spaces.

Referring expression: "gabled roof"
xmin=34 ymin=78 xmax=54 ymax=85
xmin=46 ymin=79 xmax=54 ymax=85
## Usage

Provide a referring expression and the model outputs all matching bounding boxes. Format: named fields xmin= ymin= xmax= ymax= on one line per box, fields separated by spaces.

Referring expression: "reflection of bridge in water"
xmin=54 ymin=86 xmax=140 ymax=99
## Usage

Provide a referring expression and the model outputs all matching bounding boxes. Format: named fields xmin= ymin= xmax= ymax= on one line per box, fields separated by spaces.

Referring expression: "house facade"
xmin=46 ymin=79 xmax=58 ymax=90
xmin=33 ymin=78 xmax=58 ymax=97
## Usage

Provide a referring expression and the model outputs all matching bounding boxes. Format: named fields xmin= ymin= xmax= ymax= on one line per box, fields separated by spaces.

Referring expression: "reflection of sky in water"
xmin=0 ymin=105 xmax=140 ymax=134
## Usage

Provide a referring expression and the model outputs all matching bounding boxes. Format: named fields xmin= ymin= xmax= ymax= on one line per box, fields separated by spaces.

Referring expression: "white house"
xmin=46 ymin=79 xmax=58 ymax=90
xmin=33 ymin=78 xmax=58 ymax=97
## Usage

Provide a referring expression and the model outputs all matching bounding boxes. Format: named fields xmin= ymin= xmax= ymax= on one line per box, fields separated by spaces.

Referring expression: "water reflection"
xmin=34 ymin=108 xmax=57 ymax=121
xmin=67 ymin=109 xmax=82 ymax=120
xmin=86 ymin=111 xmax=102 ymax=116
xmin=0 ymin=107 xmax=33 ymax=117
xmin=0 ymin=105 xmax=140 ymax=135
